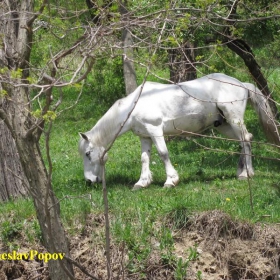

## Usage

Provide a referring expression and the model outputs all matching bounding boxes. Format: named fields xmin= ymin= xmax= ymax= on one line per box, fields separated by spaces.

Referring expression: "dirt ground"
xmin=0 ymin=210 xmax=279 ymax=280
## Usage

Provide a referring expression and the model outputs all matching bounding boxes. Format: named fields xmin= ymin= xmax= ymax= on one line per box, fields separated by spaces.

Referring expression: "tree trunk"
xmin=15 ymin=132 xmax=74 ymax=279
xmin=224 ymin=0 xmax=279 ymax=118
xmin=1 ymin=85 xmax=75 ymax=280
xmin=120 ymin=0 xmax=138 ymax=95
xmin=86 ymin=0 xmax=137 ymax=95
xmin=225 ymin=38 xmax=279 ymax=117
xmin=0 ymin=120 xmax=28 ymax=201
xmin=169 ymin=41 xmax=197 ymax=83
xmin=0 ymin=1 xmax=74 ymax=279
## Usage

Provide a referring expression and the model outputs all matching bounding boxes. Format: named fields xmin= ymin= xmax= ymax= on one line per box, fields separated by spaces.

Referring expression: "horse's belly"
xmin=163 ymin=113 xmax=214 ymax=135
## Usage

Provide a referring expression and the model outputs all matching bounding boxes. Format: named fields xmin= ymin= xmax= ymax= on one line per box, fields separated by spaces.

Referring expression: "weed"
xmin=32 ymin=220 xmax=43 ymax=242
xmin=175 ymin=257 xmax=190 ymax=280
xmin=158 ymin=227 xmax=176 ymax=266
xmin=165 ymin=204 xmax=191 ymax=230
xmin=6 ymin=242 xmax=20 ymax=251
xmin=174 ymin=246 xmax=201 ymax=279
xmin=1 ymin=220 xmax=22 ymax=243
xmin=196 ymin=270 xmax=203 ymax=280
xmin=188 ymin=245 xmax=200 ymax=261
xmin=113 ymin=214 xmax=152 ymax=276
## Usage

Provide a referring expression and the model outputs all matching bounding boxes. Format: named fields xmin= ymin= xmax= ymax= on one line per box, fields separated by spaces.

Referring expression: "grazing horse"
xmin=78 ymin=73 xmax=278 ymax=189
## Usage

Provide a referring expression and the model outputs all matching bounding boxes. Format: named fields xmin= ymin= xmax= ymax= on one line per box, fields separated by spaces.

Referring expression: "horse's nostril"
xmin=86 ymin=179 xmax=93 ymax=186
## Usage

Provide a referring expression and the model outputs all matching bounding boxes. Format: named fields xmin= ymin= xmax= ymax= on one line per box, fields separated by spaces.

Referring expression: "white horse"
xmin=78 ymin=73 xmax=278 ymax=189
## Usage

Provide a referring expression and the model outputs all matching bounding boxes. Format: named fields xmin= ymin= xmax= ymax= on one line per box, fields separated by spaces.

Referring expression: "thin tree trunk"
xmin=0 ymin=120 xmax=28 ymax=201
xmin=86 ymin=0 xmax=137 ymax=95
xmin=168 ymin=41 xmax=197 ymax=83
xmin=224 ymin=0 xmax=279 ymax=118
xmin=122 ymin=28 xmax=138 ymax=94
xmin=120 ymin=0 xmax=137 ymax=95
xmin=226 ymin=39 xmax=278 ymax=117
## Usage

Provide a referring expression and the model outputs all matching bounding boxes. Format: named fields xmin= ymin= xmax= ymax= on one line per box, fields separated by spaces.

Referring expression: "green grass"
xmin=1 ymin=69 xmax=280 ymax=278
xmin=1 ymin=87 xmax=280 ymax=230
xmin=45 ymin=99 xmax=280 ymax=231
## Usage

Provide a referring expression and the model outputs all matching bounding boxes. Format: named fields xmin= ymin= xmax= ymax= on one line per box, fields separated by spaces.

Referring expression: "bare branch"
xmin=27 ymin=0 xmax=48 ymax=27
xmin=64 ymin=256 xmax=100 ymax=280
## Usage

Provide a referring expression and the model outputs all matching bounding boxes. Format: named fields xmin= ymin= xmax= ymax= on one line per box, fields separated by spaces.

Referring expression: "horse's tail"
xmin=243 ymin=82 xmax=280 ymax=145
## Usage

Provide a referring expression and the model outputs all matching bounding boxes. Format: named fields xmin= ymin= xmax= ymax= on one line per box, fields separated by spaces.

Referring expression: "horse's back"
xmin=125 ymin=76 xmax=218 ymax=135
xmin=131 ymin=73 xmax=246 ymax=111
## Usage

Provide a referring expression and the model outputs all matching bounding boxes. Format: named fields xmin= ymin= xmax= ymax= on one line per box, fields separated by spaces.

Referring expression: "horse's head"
xmin=78 ymin=133 xmax=108 ymax=184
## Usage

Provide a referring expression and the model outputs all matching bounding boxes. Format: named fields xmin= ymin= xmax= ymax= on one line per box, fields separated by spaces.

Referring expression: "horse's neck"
xmin=90 ymin=104 xmax=131 ymax=148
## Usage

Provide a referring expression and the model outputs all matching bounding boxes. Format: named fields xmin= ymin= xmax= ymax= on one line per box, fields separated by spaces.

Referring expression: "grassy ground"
xmin=1 ymin=75 xmax=280 ymax=278
xmin=2 ymin=88 xmax=280 ymax=231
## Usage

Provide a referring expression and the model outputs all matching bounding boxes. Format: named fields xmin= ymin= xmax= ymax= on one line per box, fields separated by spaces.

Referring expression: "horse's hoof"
xmin=132 ymin=184 xmax=145 ymax=191
xmin=238 ymin=175 xmax=248 ymax=180
xmin=163 ymin=183 xmax=175 ymax=189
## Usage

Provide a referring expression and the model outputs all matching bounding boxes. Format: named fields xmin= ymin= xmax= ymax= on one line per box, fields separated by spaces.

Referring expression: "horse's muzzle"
xmin=86 ymin=176 xmax=101 ymax=185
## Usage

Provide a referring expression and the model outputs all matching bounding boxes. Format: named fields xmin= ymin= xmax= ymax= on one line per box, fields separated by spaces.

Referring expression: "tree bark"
xmin=1 ymin=82 xmax=75 ymax=280
xmin=15 ymin=129 xmax=74 ymax=279
xmin=0 ymin=1 xmax=74 ymax=279
xmin=225 ymin=38 xmax=278 ymax=117
xmin=120 ymin=0 xmax=138 ymax=95
xmin=168 ymin=41 xmax=197 ymax=83
xmin=224 ymin=0 xmax=279 ymax=118
xmin=0 ymin=120 xmax=28 ymax=201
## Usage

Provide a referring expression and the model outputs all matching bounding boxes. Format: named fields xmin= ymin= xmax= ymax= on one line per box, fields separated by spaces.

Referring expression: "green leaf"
xmin=0 ymin=89 xmax=8 ymax=97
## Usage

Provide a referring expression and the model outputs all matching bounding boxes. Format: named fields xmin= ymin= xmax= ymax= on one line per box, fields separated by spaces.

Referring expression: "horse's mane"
xmin=79 ymin=101 xmax=121 ymax=151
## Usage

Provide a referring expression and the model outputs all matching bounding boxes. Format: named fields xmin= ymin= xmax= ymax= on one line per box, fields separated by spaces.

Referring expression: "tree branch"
xmin=223 ymin=1 xmax=279 ymax=118
xmin=64 ymin=256 xmax=100 ymax=280
xmin=27 ymin=0 xmax=48 ymax=27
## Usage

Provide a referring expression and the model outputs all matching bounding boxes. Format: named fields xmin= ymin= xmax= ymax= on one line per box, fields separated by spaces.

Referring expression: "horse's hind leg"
xmin=237 ymin=133 xmax=254 ymax=179
xmin=216 ymin=121 xmax=254 ymax=179
xmin=133 ymin=137 xmax=153 ymax=190
xmin=151 ymin=135 xmax=179 ymax=188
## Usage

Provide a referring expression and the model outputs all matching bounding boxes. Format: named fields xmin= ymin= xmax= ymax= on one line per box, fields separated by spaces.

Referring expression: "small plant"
xmin=113 ymin=216 xmax=151 ymax=276
xmin=175 ymin=257 xmax=190 ymax=280
xmin=6 ymin=242 xmax=20 ymax=251
xmin=32 ymin=220 xmax=43 ymax=242
xmin=166 ymin=204 xmax=191 ymax=230
xmin=188 ymin=245 xmax=200 ymax=261
xmin=127 ymin=245 xmax=150 ymax=275
xmin=196 ymin=270 xmax=203 ymax=280
xmin=159 ymin=227 xmax=176 ymax=266
xmin=1 ymin=220 xmax=23 ymax=243
xmin=174 ymin=246 xmax=201 ymax=279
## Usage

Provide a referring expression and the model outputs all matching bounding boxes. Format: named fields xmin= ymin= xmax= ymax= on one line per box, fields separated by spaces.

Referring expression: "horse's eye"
xmin=86 ymin=151 xmax=90 ymax=157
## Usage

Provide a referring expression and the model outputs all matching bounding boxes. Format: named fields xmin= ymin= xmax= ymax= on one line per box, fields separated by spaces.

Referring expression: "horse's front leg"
xmin=133 ymin=137 xmax=153 ymax=190
xmin=152 ymin=136 xmax=179 ymax=188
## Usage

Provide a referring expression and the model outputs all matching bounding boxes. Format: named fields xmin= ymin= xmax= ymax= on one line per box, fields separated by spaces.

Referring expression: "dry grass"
xmin=0 ymin=211 xmax=279 ymax=279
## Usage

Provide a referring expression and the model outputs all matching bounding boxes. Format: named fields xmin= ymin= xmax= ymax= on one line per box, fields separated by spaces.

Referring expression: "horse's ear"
xmin=79 ymin=132 xmax=90 ymax=142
